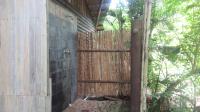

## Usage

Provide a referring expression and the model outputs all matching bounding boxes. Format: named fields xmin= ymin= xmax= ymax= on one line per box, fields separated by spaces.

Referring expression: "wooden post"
xmin=131 ymin=18 xmax=143 ymax=112
xmin=130 ymin=0 xmax=152 ymax=112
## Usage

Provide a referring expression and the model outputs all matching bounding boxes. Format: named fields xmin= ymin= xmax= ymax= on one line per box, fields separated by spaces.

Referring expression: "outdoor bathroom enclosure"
xmin=0 ymin=0 xmax=111 ymax=112
xmin=0 ymin=0 xmax=151 ymax=112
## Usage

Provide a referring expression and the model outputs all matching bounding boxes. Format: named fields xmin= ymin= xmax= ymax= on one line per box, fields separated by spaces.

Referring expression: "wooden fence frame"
xmin=77 ymin=30 xmax=131 ymax=97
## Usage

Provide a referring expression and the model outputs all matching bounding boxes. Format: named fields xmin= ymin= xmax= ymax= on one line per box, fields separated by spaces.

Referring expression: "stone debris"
xmin=63 ymin=98 xmax=129 ymax=112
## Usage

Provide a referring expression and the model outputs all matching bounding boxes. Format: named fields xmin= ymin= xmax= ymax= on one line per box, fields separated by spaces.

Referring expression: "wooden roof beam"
xmin=96 ymin=0 xmax=104 ymax=27
xmin=90 ymin=10 xmax=108 ymax=15
xmin=88 ymin=3 xmax=110 ymax=9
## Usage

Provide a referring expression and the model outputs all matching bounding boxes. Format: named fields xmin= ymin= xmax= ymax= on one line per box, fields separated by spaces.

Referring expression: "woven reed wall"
xmin=77 ymin=30 xmax=131 ymax=96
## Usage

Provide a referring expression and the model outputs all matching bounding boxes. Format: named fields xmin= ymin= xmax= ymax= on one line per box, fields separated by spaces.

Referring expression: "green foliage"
xmin=148 ymin=0 xmax=200 ymax=111
xmin=103 ymin=0 xmax=145 ymax=30
xmin=104 ymin=0 xmax=131 ymax=30
xmin=103 ymin=0 xmax=147 ymax=30
xmin=159 ymin=46 xmax=180 ymax=62
xmin=104 ymin=0 xmax=200 ymax=111
xmin=128 ymin=0 xmax=144 ymax=18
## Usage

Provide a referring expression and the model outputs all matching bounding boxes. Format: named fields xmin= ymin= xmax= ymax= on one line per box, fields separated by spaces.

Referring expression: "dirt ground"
xmin=63 ymin=98 xmax=130 ymax=112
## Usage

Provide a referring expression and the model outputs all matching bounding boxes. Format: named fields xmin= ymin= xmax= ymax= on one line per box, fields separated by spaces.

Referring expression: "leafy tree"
xmin=148 ymin=0 xmax=200 ymax=111
xmin=104 ymin=0 xmax=131 ymax=30
xmin=103 ymin=0 xmax=200 ymax=111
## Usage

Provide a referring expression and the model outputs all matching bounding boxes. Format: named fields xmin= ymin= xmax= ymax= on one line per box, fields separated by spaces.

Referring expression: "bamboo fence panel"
xmin=77 ymin=30 xmax=131 ymax=97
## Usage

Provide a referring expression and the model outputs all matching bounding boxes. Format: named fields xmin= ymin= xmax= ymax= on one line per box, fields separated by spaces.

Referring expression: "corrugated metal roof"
xmin=55 ymin=0 xmax=111 ymax=31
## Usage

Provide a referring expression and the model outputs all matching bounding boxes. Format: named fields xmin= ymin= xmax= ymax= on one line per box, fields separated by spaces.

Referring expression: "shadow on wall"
xmin=49 ymin=11 xmax=77 ymax=112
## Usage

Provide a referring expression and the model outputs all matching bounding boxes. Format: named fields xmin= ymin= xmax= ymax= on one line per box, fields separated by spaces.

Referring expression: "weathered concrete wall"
xmin=48 ymin=1 xmax=77 ymax=112
xmin=0 ymin=0 xmax=50 ymax=112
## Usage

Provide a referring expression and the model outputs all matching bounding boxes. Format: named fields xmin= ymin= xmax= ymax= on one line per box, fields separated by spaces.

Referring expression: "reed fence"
xmin=77 ymin=30 xmax=131 ymax=96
